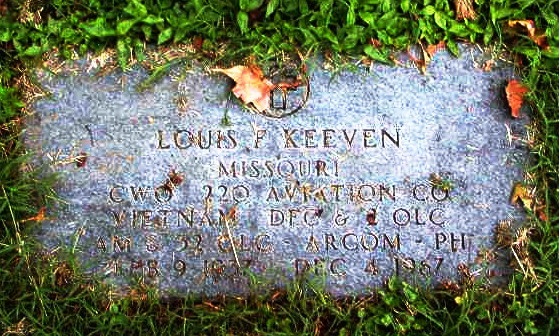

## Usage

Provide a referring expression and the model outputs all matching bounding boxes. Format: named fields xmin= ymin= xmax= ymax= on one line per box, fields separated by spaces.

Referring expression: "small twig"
xmin=510 ymin=245 xmax=527 ymax=277
xmin=85 ymin=124 xmax=94 ymax=146
xmin=223 ymin=216 xmax=241 ymax=269
xmin=72 ymin=225 xmax=86 ymax=254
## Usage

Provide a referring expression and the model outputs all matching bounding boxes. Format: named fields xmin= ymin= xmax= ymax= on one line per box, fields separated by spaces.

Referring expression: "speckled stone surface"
xmin=25 ymin=44 xmax=530 ymax=296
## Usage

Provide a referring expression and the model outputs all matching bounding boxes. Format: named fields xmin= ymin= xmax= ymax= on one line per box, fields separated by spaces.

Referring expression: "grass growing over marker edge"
xmin=1 ymin=0 xmax=558 ymax=334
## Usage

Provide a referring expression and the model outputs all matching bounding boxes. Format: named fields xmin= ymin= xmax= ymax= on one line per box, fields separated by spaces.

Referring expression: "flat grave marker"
xmin=25 ymin=44 xmax=530 ymax=296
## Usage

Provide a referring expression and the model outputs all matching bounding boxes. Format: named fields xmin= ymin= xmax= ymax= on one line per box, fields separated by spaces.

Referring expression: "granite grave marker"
xmin=25 ymin=44 xmax=530 ymax=296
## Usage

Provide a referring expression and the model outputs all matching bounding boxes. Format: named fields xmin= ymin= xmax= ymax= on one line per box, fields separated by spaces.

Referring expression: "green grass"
xmin=1 ymin=0 xmax=559 ymax=334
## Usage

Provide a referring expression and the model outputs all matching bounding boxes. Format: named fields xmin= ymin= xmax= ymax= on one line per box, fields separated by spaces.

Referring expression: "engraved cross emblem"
xmin=263 ymin=62 xmax=310 ymax=118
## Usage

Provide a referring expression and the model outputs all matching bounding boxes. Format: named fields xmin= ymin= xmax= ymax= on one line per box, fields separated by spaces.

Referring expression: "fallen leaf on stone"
xmin=224 ymin=204 xmax=238 ymax=223
xmin=366 ymin=210 xmax=378 ymax=225
xmin=482 ymin=59 xmax=495 ymax=72
xmin=212 ymin=65 xmax=275 ymax=113
xmin=167 ymin=170 xmax=184 ymax=186
xmin=506 ymin=80 xmax=528 ymax=118
xmin=426 ymin=41 xmax=446 ymax=59
xmin=76 ymin=152 xmax=87 ymax=168
xmin=407 ymin=48 xmax=427 ymax=75
xmin=161 ymin=170 xmax=184 ymax=192
xmin=510 ymin=182 xmax=533 ymax=210
xmin=508 ymin=20 xmax=549 ymax=50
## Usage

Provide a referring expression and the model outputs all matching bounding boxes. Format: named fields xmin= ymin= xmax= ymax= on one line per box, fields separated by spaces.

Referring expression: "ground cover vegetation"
xmin=1 ymin=0 xmax=558 ymax=334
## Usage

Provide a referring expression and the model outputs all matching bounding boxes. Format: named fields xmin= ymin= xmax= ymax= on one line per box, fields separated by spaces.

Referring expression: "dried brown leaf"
xmin=21 ymin=206 xmax=50 ymax=222
xmin=426 ymin=41 xmax=446 ymax=59
xmin=203 ymin=301 xmax=221 ymax=310
xmin=510 ymin=183 xmax=548 ymax=221
xmin=54 ymin=262 xmax=73 ymax=287
xmin=495 ymin=219 xmax=513 ymax=247
xmin=436 ymin=279 xmax=461 ymax=294
xmin=76 ymin=152 xmax=87 ymax=168
xmin=510 ymin=182 xmax=533 ymax=210
xmin=532 ymin=34 xmax=550 ymax=50
xmin=536 ymin=206 xmax=548 ymax=221
xmin=506 ymin=80 xmax=529 ymax=118
xmin=225 ymin=205 xmax=238 ymax=222
xmin=0 ymin=0 xmax=7 ymax=16
xmin=455 ymin=0 xmax=477 ymax=21
xmin=407 ymin=48 xmax=427 ymax=75
xmin=508 ymin=20 xmax=550 ymax=50
xmin=192 ymin=36 xmax=204 ymax=51
xmin=482 ymin=59 xmax=495 ymax=72
xmin=212 ymin=65 xmax=275 ymax=113
xmin=369 ymin=38 xmax=382 ymax=48
xmin=508 ymin=20 xmax=536 ymax=37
